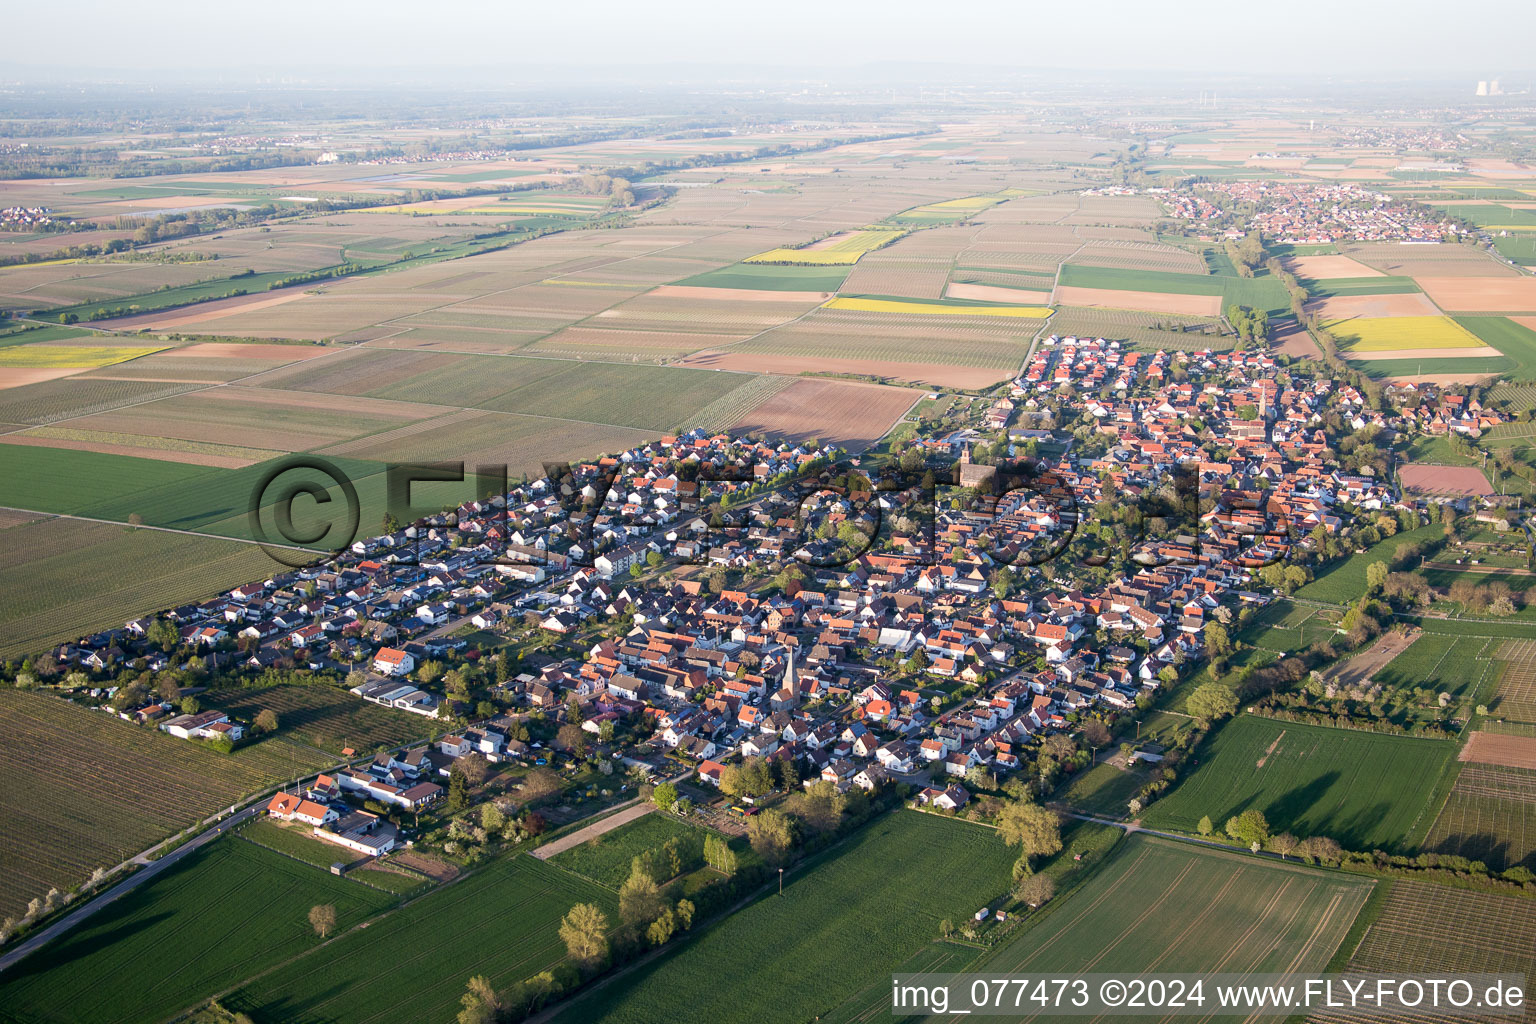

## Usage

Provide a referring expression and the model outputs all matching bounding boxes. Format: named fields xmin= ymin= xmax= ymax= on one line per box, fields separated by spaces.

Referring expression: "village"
xmin=1153 ymin=181 xmax=1464 ymax=243
xmin=28 ymin=334 xmax=1522 ymax=869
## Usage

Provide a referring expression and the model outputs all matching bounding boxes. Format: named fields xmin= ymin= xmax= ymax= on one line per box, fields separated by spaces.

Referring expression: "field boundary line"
xmin=0 ymin=505 xmax=324 ymax=554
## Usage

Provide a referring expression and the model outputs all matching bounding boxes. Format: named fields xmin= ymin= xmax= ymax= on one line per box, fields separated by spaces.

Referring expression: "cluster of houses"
xmin=1162 ymin=181 xmax=1462 ymax=243
xmin=54 ymin=352 xmax=1512 ymax=819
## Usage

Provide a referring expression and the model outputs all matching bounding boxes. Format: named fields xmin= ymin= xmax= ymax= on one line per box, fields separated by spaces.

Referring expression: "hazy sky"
xmin=7 ymin=0 xmax=1535 ymax=81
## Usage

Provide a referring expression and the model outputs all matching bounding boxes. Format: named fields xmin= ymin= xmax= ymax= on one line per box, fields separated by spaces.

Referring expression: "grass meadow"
xmin=1142 ymin=716 xmax=1457 ymax=851
xmin=0 ymin=839 xmax=394 ymax=1024
xmin=551 ymin=811 xmax=1014 ymax=1024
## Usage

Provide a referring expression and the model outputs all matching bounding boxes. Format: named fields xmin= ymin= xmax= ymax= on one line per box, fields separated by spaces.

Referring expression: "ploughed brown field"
xmin=1416 ymin=277 xmax=1536 ymax=313
xmin=1398 ymin=463 xmax=1494 ymax=495
xmin=1307 ymin=292 xmax=1444 ymax=319
xmin=1281 ymin=254 xmax=1384 ymax=279
xmin=727 ymin=378 xmax=918 ymax=448
xmin=1461 ymin=731 xmax=1536 ymax=771
xmin=1050 ymin=285 xmax=1222 ymax=317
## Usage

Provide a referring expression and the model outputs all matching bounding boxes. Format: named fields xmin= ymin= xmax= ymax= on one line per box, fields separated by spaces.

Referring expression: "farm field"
xmin=229 ymin=854 xmax=614 ymax=1024
xmin=968 ymin=835 xmax=1371 ymax=1023
xmin=550 ymin=811 xmax=1015 ymax=1024
xmin=0 ymin=689 xmax=333 ymax=921
xmin=1461 ymin=730 xmax=1536 ymax=771
xmin=1057 ymin=761 xmax=1145 ymax=818
xmin=0 ymin=838 xmax=396 ymax=1024
xmin=1399 ymin=463 xmax=1494 ymax=495
xmin=1044 ymin=305 xmax=1230 ymax=349
xmin=1494 ymin=639 xmax=1536 ymax=722
xmin=1417 ymin=276 xmax=1536 ymax=312
xmin=674 ymin=264 xmax=851 ymax=292
xmin=1142 ymin=716 xmax=1457 ymax=851
xmin=550 ymin=812 xmax=708 ymax=889
xmin=1452 ymin=316 xmax=1536 ymax=379
xmin=727 ymin=378 xmax=918 ymax=448
xmin=1423 ymin=763 xmax=1536 ymax=871
xmin=1327 ymin=316 xmax=1490 ymax=353
xmin=0 ymin=516 xmax=284 ymax=661
xmin=822 ymin=296 xmax=1051 ymax=318
xmin=1308 ymin=880 xmax=1536 ymax=1024
xmin=1374 ymin=633 xmax=1502 ymax=705
xmin=1295 ymin=523 xmax=1445 ymax=604
xmin=204 ymin=685 xmax=438 ymax=754
xmin=1236 ymin=600 xmax=1341 ymax=653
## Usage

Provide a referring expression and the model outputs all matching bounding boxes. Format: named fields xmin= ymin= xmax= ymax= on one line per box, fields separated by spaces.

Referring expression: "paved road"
xmin=0 ymin=805 xmax=260 ymax=975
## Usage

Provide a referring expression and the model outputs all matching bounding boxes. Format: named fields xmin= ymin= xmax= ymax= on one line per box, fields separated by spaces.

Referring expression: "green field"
xmin=0 ymin=444 xmax=210 ymax=514
xmin=1057 ymin=762 xmax=1145 ymax=818
xmin=1351 ymin=354 xmax=1514 ymax=380
xmin=205 ymin=685 xmax=439 ymax=754
xmin=552 ymin=811 xmax=1015 ymax=1024
xmin=675 ymin=263 xmax=850 ymax=291
xmin=550 ymin=812 xmax=708 ymax=889
xmin=1057 ymin=264 xmax=1290 ymax=313
xmin=968 ymin=835 xmax=1372 ymax=1011
xmin=0 ymin=516 xmax=285 ymax=661
xmin=230 ymin=854 xmax=611 ymax=1024
xmin=238 ymin=818 xmax=360 ymax=868
xmin=1142 ymin=716 xmax=1456 ymax=851
xmin=1236 ymin=600 xmax=1341 ymax=653
xmin=1454 ymin=316 xmax=1536 ymax=380
xmin=1372 ymin=633 xmax=1502 ymax=703
xmin=0 ymin=838 xmax=394 ymax=1024
xmin=1295 ymin=522 xmax=1444 ymax=604
xmin=1304 ymin=276 xmax=1422 ymax=297
xmin=0 ymin=689 xmax=333 ymax=921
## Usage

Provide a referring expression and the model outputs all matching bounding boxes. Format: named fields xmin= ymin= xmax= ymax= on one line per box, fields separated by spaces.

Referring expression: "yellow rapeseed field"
xmin=0 ymin=345 xmax=167 ymax=368
xmin=1326 ymin=316 xmax=1486 ymax=352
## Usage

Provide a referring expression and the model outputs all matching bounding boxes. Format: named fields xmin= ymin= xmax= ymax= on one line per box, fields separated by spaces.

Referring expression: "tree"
xmin=653 ymin=781 xmax=678 ymax=812
xmin=1269 ymin=833 xmax=1299 ymax=860
xmin=253 ymin=709 xmax=279 ymax=735
xmin=558 ymin=903 xmax=610 ymax=968
xmin=1081 ymin=720 xmax=1111 ymax=758
xmin=1015 ymin=871 xmax=1056 ymax=908
xmin=480 ymin=802 xmax=506 ymax=833
xmin=308 ymin=904 xmax=337 ymax=939
xmin=557 ymin=723 xmax=588 ymax=757
xmin=1197 ymin=814 xmax=1214 ymax=837
xmin=747 ymin=807 xmax=796 ymax=865
xmin=458 ymin=975 xmax=503 ymax=1024
xmin=619 ymin=862 xmax=666 ymax=926
xmin=456 ymin=752 xmax=490 ymax=786
xmin=996 ymin=801 xmax=1062 ymax=868
xmin=179 ymin=695 xmax=201 ymax=716
xmin=721 ymin=756 xmax=772 ymax=799
xmin=1225 ymin=809 xmax=1270 ymax=848
xmin=1203 ymin=621 xmax=1231 ymax=658
xmin=1365 ymin=560 xmax=1389 ymax=595
xmin=447 ymin=771 xmax=469 ymax=812
xmin=1185 ymin=682 xmax=1238 ymax=725
xmin=703 ymin=833 xmax=738 ymax=874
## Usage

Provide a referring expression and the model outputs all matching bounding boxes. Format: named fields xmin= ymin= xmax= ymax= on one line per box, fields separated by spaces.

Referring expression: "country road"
xmin=0 ymin=805 xmax=260 ymax=975
xmin=531 ymin=798 xmax=650 ymax=860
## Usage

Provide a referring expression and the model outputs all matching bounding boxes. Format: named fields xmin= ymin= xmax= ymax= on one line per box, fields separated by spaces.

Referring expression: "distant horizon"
xmin=5 ymin=0 xmax=1536 ymax=83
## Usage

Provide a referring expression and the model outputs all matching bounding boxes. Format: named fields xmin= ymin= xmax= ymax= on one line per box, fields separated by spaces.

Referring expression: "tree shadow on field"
xmin=1262 ymin=771 xmax=1340 ymax=840
xmin=1 ymin=910 xmax=174 ymax=984
xmin=1428 ymin=831 xmax=1510 ymax=871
